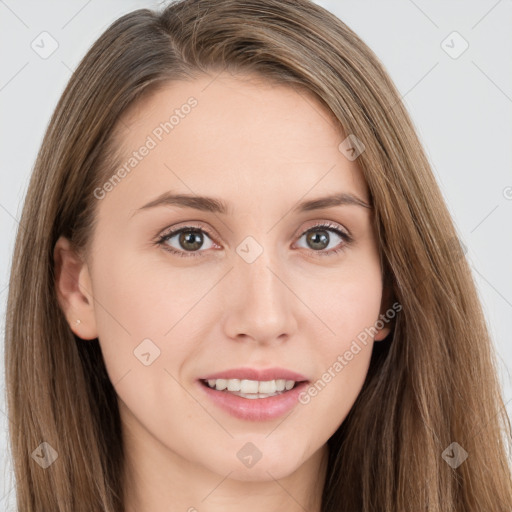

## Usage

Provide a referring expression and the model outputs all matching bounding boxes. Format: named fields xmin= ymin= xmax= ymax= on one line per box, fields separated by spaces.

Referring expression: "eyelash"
xmin=154 ymin=221 xmax=352 ymax=259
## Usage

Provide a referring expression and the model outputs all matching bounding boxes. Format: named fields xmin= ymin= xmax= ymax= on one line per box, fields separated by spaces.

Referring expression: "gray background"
xmin=1 ymin=0 xmax=511 ymax=508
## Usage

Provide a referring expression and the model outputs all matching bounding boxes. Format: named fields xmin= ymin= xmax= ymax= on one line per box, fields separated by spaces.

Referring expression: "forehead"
xmin=102 ymin=72 xmax=370 ymax=215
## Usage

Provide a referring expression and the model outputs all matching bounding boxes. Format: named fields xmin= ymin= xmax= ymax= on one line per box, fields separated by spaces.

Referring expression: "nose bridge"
xmin=240 ymin=244 xmax=280 ymax=298
xmin=222 ymin=235 xmax=297 ymax=342
xmin=237 ymin=237 xmax=286 ymax=309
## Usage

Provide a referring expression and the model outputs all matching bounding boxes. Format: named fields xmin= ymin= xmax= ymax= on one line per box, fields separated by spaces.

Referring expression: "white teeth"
xmin=205 ymin=378 xmax=298 ymax=393
xmin=213 ymin=378 xmax=228 ymax=390
xmin=285 ymin=380 xmax=295 ymax=391
xmin=240 ymin=379 xmax=259 ymax=393
xmin=227 ymin=379 xmax=241 ymax=391
xmin=258 ymin=380 xmax=275 ymax=394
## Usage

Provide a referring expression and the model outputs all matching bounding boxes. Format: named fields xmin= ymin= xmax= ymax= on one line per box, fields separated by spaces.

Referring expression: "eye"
xmin=295 ymin=221 xmax=352 ymax=257
xmin=155 ymin=223 xmax=217 ymax=258
xmin=155 ymin=221 xmax=352 ymax=258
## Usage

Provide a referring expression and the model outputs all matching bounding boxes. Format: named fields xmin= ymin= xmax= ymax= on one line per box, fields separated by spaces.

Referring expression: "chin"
xmin=211 ymin=446 xmax=306 ymax=482
xmin=223 ymin=461 xmax=300 ymax=482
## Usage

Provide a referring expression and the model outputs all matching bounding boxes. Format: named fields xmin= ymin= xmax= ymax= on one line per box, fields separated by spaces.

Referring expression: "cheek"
xmin=296 ymin=338 xmax=373 ymax=440
xmin=90 ymin=244 xmax=180 ymax=337
xmin=87 ymin=247 xmax=169 ymax=380
xmin=296 ymin=289 xmax=378 ymax=437
xmin=300 ymin=257 xmax=383 ymax=345
xmin=88 ymin=242 xmax=214 ymax=390
xmin=293 ymin=261 xmax=382 ymax=428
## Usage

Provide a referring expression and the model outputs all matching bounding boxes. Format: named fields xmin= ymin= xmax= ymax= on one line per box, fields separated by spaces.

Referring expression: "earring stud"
xmin=75 ymin=319 xmax=81 ymax=325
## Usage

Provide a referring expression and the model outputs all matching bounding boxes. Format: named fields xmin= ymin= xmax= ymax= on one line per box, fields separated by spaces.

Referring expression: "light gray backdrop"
xmin=1 ymin=1 xmax=511 ymax=509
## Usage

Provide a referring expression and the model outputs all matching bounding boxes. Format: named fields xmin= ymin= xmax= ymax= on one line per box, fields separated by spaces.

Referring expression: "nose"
xmin=221 ymin=246 xmax=298 ymax=345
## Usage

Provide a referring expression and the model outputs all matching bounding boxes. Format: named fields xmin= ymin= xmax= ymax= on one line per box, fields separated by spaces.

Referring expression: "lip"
xmin=199 ymin=367 xmax=309 ymax=382
xmin=198 ymin=380 xmax=310 ymax=421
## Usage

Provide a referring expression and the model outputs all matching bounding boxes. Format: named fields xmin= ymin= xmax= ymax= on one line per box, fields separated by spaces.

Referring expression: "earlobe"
xmin=374 ymin=282 xmax=395 ymax=342
xmin=374 ymin=325 xmax=391 ymax=342
xmin=53 ymin=236 xmax=98 ymax=340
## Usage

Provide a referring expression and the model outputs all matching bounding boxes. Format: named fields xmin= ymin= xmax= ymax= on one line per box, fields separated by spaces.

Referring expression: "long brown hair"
xmin=4 ymin=0 xmax=511 ymax=510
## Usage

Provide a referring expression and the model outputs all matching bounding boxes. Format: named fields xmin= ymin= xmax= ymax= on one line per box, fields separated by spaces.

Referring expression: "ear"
xmin=374 ymin=278 xmax=394 ymax=342
xmin=53 ymin=236 xmax=98 ymax=340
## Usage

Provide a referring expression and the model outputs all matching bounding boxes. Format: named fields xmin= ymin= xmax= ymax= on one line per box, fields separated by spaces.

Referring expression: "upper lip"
xmin=199 ymin=367 xmax=309 ymax=382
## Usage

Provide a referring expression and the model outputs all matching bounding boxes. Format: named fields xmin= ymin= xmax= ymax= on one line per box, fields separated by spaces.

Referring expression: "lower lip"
xmin=198 ymin=380 xmax=309 ymax=421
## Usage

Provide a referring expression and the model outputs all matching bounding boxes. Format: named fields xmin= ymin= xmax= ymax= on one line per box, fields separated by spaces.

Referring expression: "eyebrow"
xmin=131 ymin=190 xmax=372 ymax=217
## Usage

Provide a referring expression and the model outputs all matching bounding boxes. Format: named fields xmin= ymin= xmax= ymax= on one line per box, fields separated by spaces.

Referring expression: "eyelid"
xmin=156 ymin=220 xmax=350 ymax=244
xmin=294 ymin=219 xmax=351 ymax=240
xmin=157 ymin=221 xmax=219 ymax=241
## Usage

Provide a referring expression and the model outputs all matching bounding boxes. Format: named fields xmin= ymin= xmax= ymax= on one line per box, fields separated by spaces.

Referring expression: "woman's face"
xmin=56 ymin=72 xmax=391 ymax=484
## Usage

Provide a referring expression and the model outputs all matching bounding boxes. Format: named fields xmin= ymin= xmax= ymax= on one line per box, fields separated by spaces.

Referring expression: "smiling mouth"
xmin=200 ymin=378 xmax=306 ymax=399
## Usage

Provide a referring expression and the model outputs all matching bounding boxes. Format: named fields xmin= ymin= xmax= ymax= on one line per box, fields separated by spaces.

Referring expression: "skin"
xmin=54 ymin=71 xmax=391 ymax=512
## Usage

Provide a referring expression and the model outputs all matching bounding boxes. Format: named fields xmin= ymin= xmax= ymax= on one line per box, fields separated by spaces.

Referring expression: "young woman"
xmin=4 ymin=0 xmax=511 ymax=510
